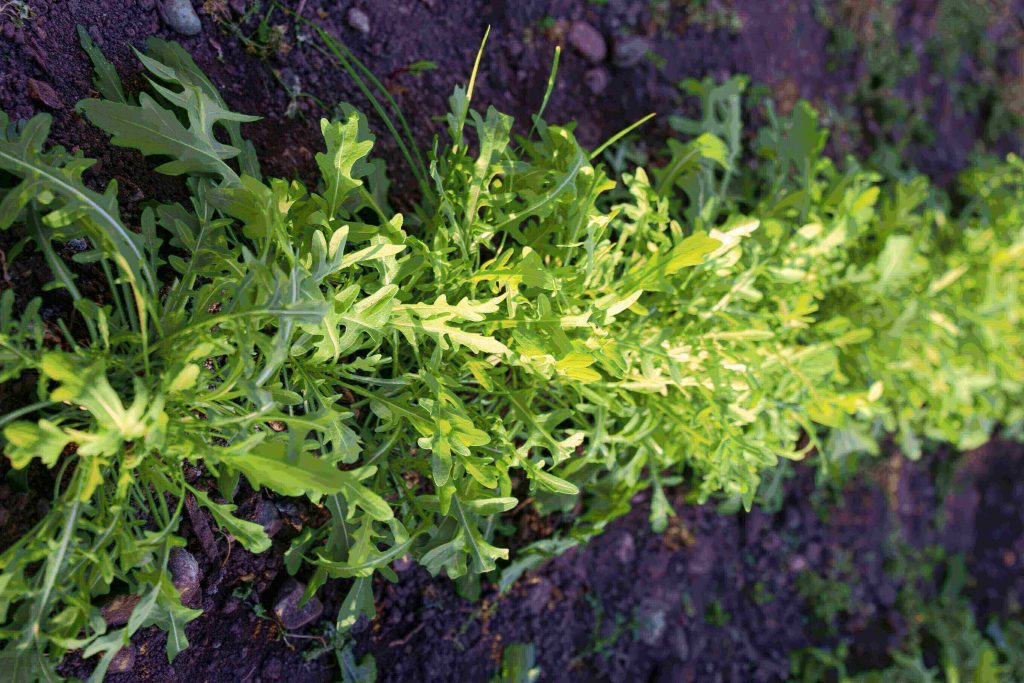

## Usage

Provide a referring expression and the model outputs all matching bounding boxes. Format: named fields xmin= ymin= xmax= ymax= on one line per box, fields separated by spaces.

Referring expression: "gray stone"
xmin=636 ymin=605 xmax=667 ymax=645
xmin=347 ymin=7 xmax=370 ymax=35
xmin=568 ymin=21 xmax=607 ymax=63
xmin=613 ymin=531 xmax=635 ymax=564
xmin=169 ymin=548 xmax=201 ymax=605
xmin=273 ymin=579 xmax=324 ymax=630
xmin=159 ymin=0 xmax=201 ymax=36
xmin=614 ymin=36 xmax=652 ymax=68
xmin=584 ymin=67 xmax=611 ymax=95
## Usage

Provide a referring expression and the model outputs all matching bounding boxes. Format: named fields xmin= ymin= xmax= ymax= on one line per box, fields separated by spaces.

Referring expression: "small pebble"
xmin=169 ymin=548 xmax=202 ymax=605
xmin=614 ymin=531 xmax=636 ymax=563
xmin=393 ymin=554 xmax=414 ymax=572
xmin=27 ymin=78 xmax=63 ymax=109
xmin=101 ymin=594 xmax=142 ymax=627
xmin=159 ymin=0 xmax=202 ymax=36
xmin=636 ymin=605 xmax=667 ymax=645
xmin=614 ymin=35 xmax=652 ymax=68
xmin=273 ymin=579 xmax=324 ymax=630
xmin=524 ymin=579 xmax=552 ymax=615
xmin=255 ymin=500 xmax=282 ymax=538
xmin=584 ymin=67 xmax=610 ymax=95
xmin=108 ymin=646 xmax=137 ymax=674
xmin=568 ymin=21 xmax=607 ymax=63
xmin=347 ymin=7 xmax=370 ymax=35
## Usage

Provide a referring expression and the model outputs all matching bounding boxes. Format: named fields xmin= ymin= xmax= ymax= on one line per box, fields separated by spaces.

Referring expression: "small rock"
xmin=159 ymin=0 xmax=202 ymax=36
xmin=568 ymin=21 xmax=607 ymax=63
xmin=101 ymin=594 xmax=141 ymax=627
xmin=583 ymin=67 xmax=610 ymax=95
xmin=614 ymin=35 xmax=652 ymax=68
xmin=347 ymin=7 xmax=370 ymax=34
xmin=169 ymin=548 xmax=201 ymax=605
xmin=788 ymin=555 xmax=808 ymax=573
xmin=229 ymin=0 xmax=247 ymax=14
xmin=64 ymin=237 xmax=89 ymax=253
xmin=877 ymin=583 xmax=898 ymax=607
xmin=687 ymin=542 xmax=715 ymax=576
xmin=636 ymin=605 xmax=667 ymax=645
xmin=64 ymin=237 xmax=88 ymax=253
xmin=669 ymin=628 xmax=690 ymax=660
xmin=524 ymin=579 xmax=552 ymax=615
xmin=255 ymin=500 xmax=282 ymax=538
xmin=108 ymin=645 xmax=137 ymax=674
xmin=273 ymin=579 xmax=324 ymax=630
xmin=393 ymin=554 xmax=414 ymax=573
xmin=27 ymin=78 xmax=63 ymax=109
xmin=613 ymin=532 xmax=636 ymax=564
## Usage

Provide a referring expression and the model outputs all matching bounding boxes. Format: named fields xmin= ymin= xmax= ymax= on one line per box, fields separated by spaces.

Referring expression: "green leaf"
xmin=336 ymin=576 xmax=375 ymax=632
xmin=227 ymin=443 xmax=392 ymax=521
xmin=317 ymin=114 xmax=374 ymax=217
xmin=2 ymin=420 xmax=71 ymax=469
xmin=77 ymin=88 xmax=257 ymax=182
xmin=77 ymin=25 xmax=126 ymax=103
xmin=188 ymin=487 xmax=271 ymax=553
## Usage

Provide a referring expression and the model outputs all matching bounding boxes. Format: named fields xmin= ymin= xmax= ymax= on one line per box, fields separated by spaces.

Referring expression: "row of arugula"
xmin=0 ymin=28 xmax=1021 ymax=680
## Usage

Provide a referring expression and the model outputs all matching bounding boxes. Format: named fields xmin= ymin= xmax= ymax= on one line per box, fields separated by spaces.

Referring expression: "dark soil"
xmin=347 ymin=442 xmax=1024 ymax=682
xmin=2 ymin=1 xmax=1023 ymax=681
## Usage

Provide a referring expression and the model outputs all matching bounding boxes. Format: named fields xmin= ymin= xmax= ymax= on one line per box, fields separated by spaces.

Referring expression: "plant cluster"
xmin=814 ymin=0 xmax=1024 ymax=156
xmin=793 ymin=553 xmax=1024 ymax=682
xmin=0 ymin=25 xmax=1021 ymax=679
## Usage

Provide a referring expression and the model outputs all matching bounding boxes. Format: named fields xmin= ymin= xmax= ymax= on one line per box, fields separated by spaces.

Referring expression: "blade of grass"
xmin=528 ymin=45 xmax=561 ymax=138
xmin=590 ymin=112 xmax=656 ymax=161
xmin=285 ymin=7 xmax=431 ymax=202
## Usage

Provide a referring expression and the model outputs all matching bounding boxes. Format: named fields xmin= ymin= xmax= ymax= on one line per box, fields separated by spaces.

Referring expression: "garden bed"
xmin=1 ymin=1 xmax=1022 ymax=681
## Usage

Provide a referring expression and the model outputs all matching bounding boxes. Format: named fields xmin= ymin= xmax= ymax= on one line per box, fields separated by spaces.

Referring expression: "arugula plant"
xmin=0 ymin=30 xmax=1021 ymax=680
